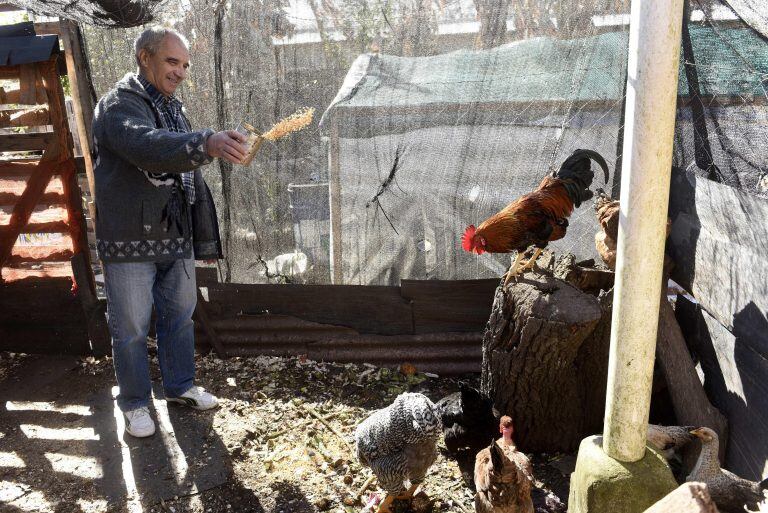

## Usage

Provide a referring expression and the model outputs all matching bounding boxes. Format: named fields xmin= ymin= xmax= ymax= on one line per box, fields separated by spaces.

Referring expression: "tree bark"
xmin=481 ymin=271 xmax=610 ymax=452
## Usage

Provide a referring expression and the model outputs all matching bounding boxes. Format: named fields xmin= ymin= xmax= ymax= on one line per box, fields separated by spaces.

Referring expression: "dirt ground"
xmin=0 ymin=350 xmax=572 ymax=513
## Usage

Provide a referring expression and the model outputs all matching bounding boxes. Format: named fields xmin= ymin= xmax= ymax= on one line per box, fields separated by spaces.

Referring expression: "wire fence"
xmin=78 ymin=0 xmax=767 ymax=284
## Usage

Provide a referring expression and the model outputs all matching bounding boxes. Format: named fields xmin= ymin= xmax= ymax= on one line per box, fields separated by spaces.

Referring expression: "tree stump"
xmin=481 ymin=267 xmax=613 ymax=453
xmin=642 ymin=482 xmax=720 ymax=513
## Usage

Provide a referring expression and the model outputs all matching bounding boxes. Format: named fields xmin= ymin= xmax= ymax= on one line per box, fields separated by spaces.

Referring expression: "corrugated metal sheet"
xmin=195 ymin=313 xmax=482 ymax=375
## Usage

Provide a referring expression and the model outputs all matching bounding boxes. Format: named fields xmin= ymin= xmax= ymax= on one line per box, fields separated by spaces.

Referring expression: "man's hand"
xmin=206 ymin=130 xmax=248 ymax=164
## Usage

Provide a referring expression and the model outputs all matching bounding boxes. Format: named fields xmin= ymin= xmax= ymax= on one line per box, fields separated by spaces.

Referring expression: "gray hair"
xmin=134 ymin=26 xmax=189 ymax=66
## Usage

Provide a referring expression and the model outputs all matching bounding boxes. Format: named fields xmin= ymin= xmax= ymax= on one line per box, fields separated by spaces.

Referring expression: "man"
xmin=92 ymin=26 xmax=246 ymax=437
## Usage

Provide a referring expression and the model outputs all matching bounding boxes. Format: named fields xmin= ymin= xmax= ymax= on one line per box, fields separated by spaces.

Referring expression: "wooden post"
xmin=58 ymin=20 xmax=97 ymax=223
xmin=328 ymin=117 xmax=343 ymax=284
xmin=603 ymin=0 xmax=685 ymax=462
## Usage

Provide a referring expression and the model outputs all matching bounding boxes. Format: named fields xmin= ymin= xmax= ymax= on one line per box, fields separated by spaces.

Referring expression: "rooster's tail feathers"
xmin=554 ymin=149 xmax=610 ymax=208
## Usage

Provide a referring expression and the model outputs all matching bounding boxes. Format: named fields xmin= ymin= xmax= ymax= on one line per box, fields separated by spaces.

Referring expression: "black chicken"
xmin=435 ymin=382 xmax=498 ymax=489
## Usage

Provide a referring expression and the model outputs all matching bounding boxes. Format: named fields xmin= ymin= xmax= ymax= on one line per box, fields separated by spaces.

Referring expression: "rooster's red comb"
xmin=461 ymin=225 xmax=476 ymax=252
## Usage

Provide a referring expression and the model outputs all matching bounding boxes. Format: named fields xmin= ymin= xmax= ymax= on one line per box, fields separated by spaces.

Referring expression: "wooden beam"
xmin=18 ymin=64 xmax=37 ymax=105
xmin=0 ymin=190 xmax=64 ymax=204
xmin=0 ymin=160 xmax=57 ymax=266
xmin=0 ymin=3 xmax=22 ymax=12
xmin=0 ymin=133 xmax=52 ymax=152
xmin=9 ymin=243 xmax=74 ymax=264
xmin=0 ymin=159 xmax=47 ymax=177
xmin=71 ymin=251 xmax=111 ymax=356
xmin=0 ymin=206 xmax=68 ymax=226
xmin=33 ymin=22 xmax=61 ymax=36
xmin=0 ymin=107 xmax=50 ymax=128
xmin=59 ymin=20 xmax=97 ymax=222
xmin=42 ymin=57 xmax=89 ymax=262
xmin=0 ymin=66 xmax=20 ymax=80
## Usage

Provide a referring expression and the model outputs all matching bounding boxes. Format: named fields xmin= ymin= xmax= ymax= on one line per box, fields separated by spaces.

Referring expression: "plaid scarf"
xmin=137 ymin=74 xmax=196 ymax=205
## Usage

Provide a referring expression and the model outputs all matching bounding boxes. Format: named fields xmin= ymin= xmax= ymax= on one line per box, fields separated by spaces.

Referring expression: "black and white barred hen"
xmin=354 ymin=392 xmax=442 ymax=513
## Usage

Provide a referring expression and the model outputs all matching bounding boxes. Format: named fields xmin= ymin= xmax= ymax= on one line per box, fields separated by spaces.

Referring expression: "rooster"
xmin=354 ymin=392 xmax=442 ymax=513
xmin=474 ymin=416 xmax=534 ymax=513
xmin=462 ymin=149 xmax=609 ymax=284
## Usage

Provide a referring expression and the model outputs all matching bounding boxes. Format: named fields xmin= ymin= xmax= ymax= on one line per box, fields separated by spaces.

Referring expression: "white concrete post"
xmin=603 ymin=0 xmax=685 ymax=462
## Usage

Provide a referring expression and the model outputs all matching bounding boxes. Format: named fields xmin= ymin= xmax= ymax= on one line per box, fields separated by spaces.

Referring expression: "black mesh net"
xmin=14 ymin=0 xmax=163 ymax=27
xmin=76 ymin=0 xmax=766 ymax=285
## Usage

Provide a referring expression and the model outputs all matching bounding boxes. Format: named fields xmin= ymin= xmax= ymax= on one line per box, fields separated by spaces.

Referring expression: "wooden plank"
xmin=668 ymin=167 xmax=768 ymax=348
xmin=0 ymin=159 xmax=41 ymax=177
xmin=0 ymin=3 xmax=22 ymax=12
xmin=0 ymin=261 xmax=72 ymax=281
xmin=40 ymin=57 xmax=72 ymax=161
xmin=656 ymin=296 xmax=727 ymax=457
xmin=33 ymin=21 xmax=61 ymax=36
xmin=1 ymin=219 xmax=69 ymax=233
xmin=0 ymin=174 xmax=64 ymax=192
xmin=0 ymin=107 xmax=50 ymax=128
xmin=0 ymin=190 xmax=63 ymax=204
xmin=71 ymin=251 xmax=110 ymax=356
xmin=59 ymin=20 xmax=97 ymax=223
xmin=0 ymin=159 xmax=82 ymax=177
xmin=675 ymin=297 xmax=768 ymax=481
xmin=206 ymin=283 xmax=414 ymax=335
xmin=401 ymin=278 xmax=498 ymax=333
xmin=0 ymin=133 xmax=53 ymax=151
xmin=8 ymin=243 xmax=73 ymax=264
xmin=0 ymin=66 xmax=20 ymax=80
xmin=0 ymin=175 xmax=64 ymax=202
xmin=19 ymin=64 xmax=36 ymax=105
xmin=0 ymin=160 xmax=58 ymax=266
xmin=0 ymin=206 xmax=68 ymax=226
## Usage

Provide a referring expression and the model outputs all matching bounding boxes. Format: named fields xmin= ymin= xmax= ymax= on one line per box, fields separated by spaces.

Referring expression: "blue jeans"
xmin=103 ymin=258 xmax=197 ymax=412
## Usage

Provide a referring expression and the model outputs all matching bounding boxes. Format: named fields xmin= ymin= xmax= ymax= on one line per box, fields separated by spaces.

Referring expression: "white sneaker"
xmin=166 ymin=386 xmax=219 ymax=411
xmin=124 ymin=406 xmax=156 ymax=438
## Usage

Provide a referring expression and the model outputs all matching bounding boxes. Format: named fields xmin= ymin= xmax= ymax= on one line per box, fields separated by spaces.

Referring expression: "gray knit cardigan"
xmin=92 ymin=73 xmax=222 ymax=262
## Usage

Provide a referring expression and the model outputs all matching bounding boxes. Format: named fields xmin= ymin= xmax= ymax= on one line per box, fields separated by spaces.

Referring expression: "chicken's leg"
xmin=520 ymin=247 xmax=543 ymax=272
xmin=375 ymin=494 xmax=396 ymax=513
xmin=503 ymin=251 xmax=526 ymax=286
xmin=395 ymin=483 xmax=420 ymax=500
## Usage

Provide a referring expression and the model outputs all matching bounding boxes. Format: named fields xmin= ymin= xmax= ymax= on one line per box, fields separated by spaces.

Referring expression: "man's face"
xmin=139 ymin=34 xmax=190 ymax=97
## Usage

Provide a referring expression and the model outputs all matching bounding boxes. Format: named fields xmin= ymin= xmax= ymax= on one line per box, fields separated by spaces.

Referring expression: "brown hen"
xmin=474 ymin=416 xmax=534 ymax=513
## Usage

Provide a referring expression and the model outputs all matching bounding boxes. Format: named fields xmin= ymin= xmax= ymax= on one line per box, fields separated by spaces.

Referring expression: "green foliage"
xmin=60 ymin=75 xmax=71 ymax=97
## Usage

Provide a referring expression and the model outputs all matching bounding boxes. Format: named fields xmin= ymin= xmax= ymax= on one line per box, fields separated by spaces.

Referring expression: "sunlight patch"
xmin=44 ymin=453 xmax=103 ymax=479
xmin=19 ymin=425 xmax=99 ymax=441
xmin=0 ymin=481 xmax=53 ymax=511
xmin=0 ymin=452 xmax=25 ymax=468
xmin=77 ymin=498 xmax=109 ymax=511
xmin=5 ymin=401 xmax=92 ymax=416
